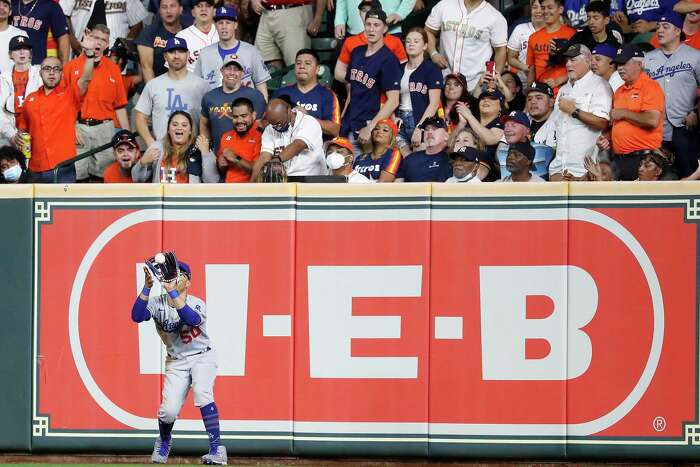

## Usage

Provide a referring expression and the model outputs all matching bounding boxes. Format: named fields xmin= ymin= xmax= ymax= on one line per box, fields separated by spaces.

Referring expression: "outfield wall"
xmin=1 ymin=182 xmax=700 ymax=459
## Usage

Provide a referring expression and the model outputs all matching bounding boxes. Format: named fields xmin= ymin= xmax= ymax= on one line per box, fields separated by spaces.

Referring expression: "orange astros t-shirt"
xmin=526 ymin=25 xmax=576 ymax=93
xmin=611 ymin=73 xmax=665 ymax=155
xmin=217 ymin=123 xmax=262 ymax=183
xmin=103 ymin=162 xmax=134 ymax=183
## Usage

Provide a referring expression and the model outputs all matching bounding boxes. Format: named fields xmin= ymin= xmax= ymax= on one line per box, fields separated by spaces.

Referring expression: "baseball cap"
xmin=178 ymin=261 xmax=191 ymax=279
xmin=585 ymin=0 xmax=609 ymax=16
xmin=377 ymin=118 xmax=398 ymax=136
xmin=358 ymin=0 xmax=381 ymax=9
xmin=365 ymin=7 xmax=388 ymax=23
xmin=192 ymin=0 xmax=215 ymax=6
xmin=613 ymin=44 xmax=644 ymax=64
xmin=111 ymin=129 xmax=139 ymax=149
xmin=524 ymin=81 xmax=554 ymax=98
xmin=327 ymin=137 xmax=354 ymax=153
xmin=221 ymin=53 xmax=243 ymax=70
xmin=214 ymin=5 xmax=238 ymax=21
xmin=9 ymin=35 xmax=31 ymax=51
xmin=508 ymin=141 xmax=535 ymax=161
xmin=563 ymin=43 xmax=586 ymax=58
xmin=479 ymin=89 xmax=505 ymax=102
xmin=445 ymin=72 xmax=468 ymax=90
xmin=449 ymin=146 xmax=480 ymax=162
xmin=658 ymin=12 xmax=684 ymax=29
xmin=503 ymin=110 xmax=530 ymax=129
xmin=163 ymin=37 xmax=188 ymax=53
xmin=419 ymin=116 xmax=446 ymax=130
xmin=592 ymin=43 xmax=617 ymax=60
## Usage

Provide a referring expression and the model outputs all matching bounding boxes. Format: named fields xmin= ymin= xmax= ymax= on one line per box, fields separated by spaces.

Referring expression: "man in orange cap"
xmin=325 ymin=136 xmax=370 ymax=183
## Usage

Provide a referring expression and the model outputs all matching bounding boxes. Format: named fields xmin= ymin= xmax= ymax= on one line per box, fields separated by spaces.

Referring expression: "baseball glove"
xmin=145 ymin=251 xmax=180 ymax=283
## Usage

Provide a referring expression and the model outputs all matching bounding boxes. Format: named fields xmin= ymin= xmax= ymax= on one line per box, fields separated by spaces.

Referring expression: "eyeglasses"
xmin=41 ymin=66 xmax=62 ymax=73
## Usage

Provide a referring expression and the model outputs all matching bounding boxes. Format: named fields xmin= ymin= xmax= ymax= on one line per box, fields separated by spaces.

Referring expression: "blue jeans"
xmin=663 ymin=126 xmax=698 ymax=179
xmin=29 ymin=164 xmax=77 ymax=183
xmin=396 ymin=109 xmax=416 ymax=150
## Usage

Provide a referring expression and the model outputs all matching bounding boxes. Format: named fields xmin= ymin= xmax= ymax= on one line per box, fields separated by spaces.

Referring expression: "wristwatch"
xmin=572 ymin=109 xmax=581 ymax=120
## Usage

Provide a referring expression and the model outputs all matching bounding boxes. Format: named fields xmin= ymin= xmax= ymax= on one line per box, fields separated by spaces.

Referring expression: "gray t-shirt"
xmin=135 ymin=72 xmax=211 ymax=141
xmin=194 ymin=40 xmax=271 ymax=90
xmin=146 ymin=293 xmax=211 ymax=360
xmin=645 ymin=44 xmax=700 ymax=141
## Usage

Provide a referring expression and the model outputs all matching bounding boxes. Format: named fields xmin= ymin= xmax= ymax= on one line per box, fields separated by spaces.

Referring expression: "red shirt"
xmin=12 ymin=68 xmax=29 ymax=129
xmin=64 ymin=55 xmax=128 ymax=121
xmin=21 ymin=80 xmax=82 ymax=172
xmin=338 ymin=33 xmax=408 ymax=65
xmin=218 ymin=122 xmax=262 ymax=183
xmin=103 ymin=162 xmax=134 ymax=183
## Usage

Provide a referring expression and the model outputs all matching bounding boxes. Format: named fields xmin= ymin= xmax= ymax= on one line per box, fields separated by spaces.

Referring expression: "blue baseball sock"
xmin=158 ymin=419 xmax=174 ymax=443
xmin=200 ymin=402 xmax=220 ymax=453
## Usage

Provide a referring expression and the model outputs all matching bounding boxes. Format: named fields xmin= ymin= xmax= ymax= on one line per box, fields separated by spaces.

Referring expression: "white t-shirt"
xmin=446 ymin=173 xmax=481 ymax=182
xmin=0 ymin=26 xmax=27 ymax=75
xmin=426 ymin=0 xmax=508 ymax=91
xmin=260 ymin=111 xmax=327 ymax=176
xmin=60 ymin=0 xmax=148 ymax=47
xmin=506 ymin=22 xmax=536 ymax=82
xmin=399 ymin=65 xmax=415 ymax=111
xmin=176 ymin=24 xmax=219 ymax=72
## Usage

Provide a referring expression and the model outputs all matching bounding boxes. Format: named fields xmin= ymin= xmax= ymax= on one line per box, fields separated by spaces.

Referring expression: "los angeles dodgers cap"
xmin=214 ymin=5 xmax=238 ymax=21
xmin=164 ymin=37 xmax=188 ymax=53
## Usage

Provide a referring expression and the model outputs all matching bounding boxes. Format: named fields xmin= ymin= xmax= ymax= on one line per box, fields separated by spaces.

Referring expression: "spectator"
xmin=425 ymin=0 xmax=507 ymax=91
xmin=646 ymin=13 xmax=700 ymax=178
xmin=216 ymin=97 xmax=261 ymax=183
xmin=591 ymin=43 xmax=624 ymax=92
xmin=472 ymin=70 xmax=514 ymax=103
xmin=524 ymin=81 xmax=556 ymax=146
xmin=396 ymin=27 xmax=442 ymax=155
xmin=496 ymin=109 xmax=553 ymax=180
xmin=507 ymin=0 xmax=544 ymax=83
xmin=19 ymin=38 xmax=96 ymax=183
xmin=65 ymin=25 xmax=129 ymax=181
xmin=0 ymin=35 xmax=41 ymax=147
xmin=671 ymin=3 xmax=700 ymax=50
xmin=584 ymin=153 xmax=616 ymax=180
xmin=251 ymin=0 xmax=325 ymax=70
xmin=334 ymin=0 xmax=407 ymax=83
xmin=334 ymin=0 xmax=415 ymax=39
xmin=396 ymin=115 xmax=452 ymax=181
xmin=608 ymin=44 xmax=664 ymax=180
xmin=103 ymin=129 xmax=141 ymax=183
xmin=353 ymin=118 xmax=402 ymax=181
xmin=449 ymin=127 xmax=482 ymax=152
xmin=135 ymin=37 xmax=210 ymax=148
xmin=549 ymin=44 xmax=611 ymax=180
xmin=60 ymin=0 xmax=147 ymax=51
xmin=273 ymin=49 xmax=341 ymax=139
xmin=200 ymin=55 xmax=266 ymax=153
xmin=0 ymin=0 xmax=27 ymax=74
xmin=132 ymin=110 xmax=219 ymax=183
xmin=526 ymin=0 xmax=575 ymax=92
xmin=194 ymin=6 xmax=270 ymax=96
xmin=341 ymin=8 xmax=401 ymax=153
xmin=568 ymin=1 xmax=622 ymax=53
xmin=446 ymin=146 xmax=481 ymax=182
xmin=135 ymin=0 xmax=184 ymax=83
xmin=499 ymin=141 xmax=545 ymax=181
xmin=11 ymin=0 xmax=70 ymax=64
xmin=502 ymin=109 xmax=530 ymax=145
xmin=501 ymin=70 xmax=526 ymax=111
xmin=176 ymin=0 xmax=218 ymax=72
xmin=612 ymin=0 xmax=671 ymax=36
xmin=0 ymin=145 xmax=28 ymax=182
xmin=325 ymin=136 xmax=370 ymax=182
xmin=637 ymin=149 xmax=674 ymax=180
xmin=441 ymin=72 xmax=470 ymax=134
xmin=251 ymin=97 xmax=326 ymax=179
xmin=107 ymin=38 xmax=142 ymax=102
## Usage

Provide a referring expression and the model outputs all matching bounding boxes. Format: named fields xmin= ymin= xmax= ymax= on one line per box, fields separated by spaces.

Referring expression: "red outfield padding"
xmin=26 ymin=183 xmax=700 ymax=458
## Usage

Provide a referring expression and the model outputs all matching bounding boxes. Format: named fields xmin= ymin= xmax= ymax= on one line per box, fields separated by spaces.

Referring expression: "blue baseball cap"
xmin=503 ymin=110 xmax=530 ymax=129
xmin=214 ymin=5 xmax=238 ymax=21
xmin=659 ymin=12 xmax=683 ymax=29
xmin=178 ymin=261 xmax=191 ymax=278
xmin=592 ymin=43 xmax=617 ymax=60
xmin=164 ymin=37 xmax=188 ymax=53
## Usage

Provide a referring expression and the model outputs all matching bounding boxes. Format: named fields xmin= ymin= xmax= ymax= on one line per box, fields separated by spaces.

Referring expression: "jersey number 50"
xmin=180 ymin=326 xmax=202 ymax=344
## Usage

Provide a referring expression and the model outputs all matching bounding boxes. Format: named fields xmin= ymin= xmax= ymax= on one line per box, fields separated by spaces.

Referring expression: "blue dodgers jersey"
xmin=345 ymin=45 xmax=401 ymax=134
xmin=623 ymin=0 xmax=673 ymax=22
xmin=396 ymin=149 xmax=452 ymax=182
xmin=273 ymin=84 xmax=340 ymax=123
xmin=565 ymin=0 xmax=588 ymax=28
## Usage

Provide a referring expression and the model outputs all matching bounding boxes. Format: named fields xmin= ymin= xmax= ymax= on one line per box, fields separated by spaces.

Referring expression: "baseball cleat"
xmin=151 ymin=437 xmax=171 ymax=464
xmin=201 ymin=445 xmax=227 ymax=465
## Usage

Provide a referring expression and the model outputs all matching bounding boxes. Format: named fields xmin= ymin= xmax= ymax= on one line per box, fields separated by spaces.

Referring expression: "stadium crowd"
xmin=0 ymin=0 xmax=699 ymax=184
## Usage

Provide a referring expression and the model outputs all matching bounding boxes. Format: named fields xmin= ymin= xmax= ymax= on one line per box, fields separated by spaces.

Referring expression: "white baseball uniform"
xmin=59 ymin=0 xmax=148 ymax=46
xmin=194 ymin=40 xmax=271 ymax=90
xmin=260 ymin=110 xmax=327 ymax=176
xmin=176 ymin=24 xmax=219 ymax=73
xmin=506 ymin=21 xmax=536 ymax=83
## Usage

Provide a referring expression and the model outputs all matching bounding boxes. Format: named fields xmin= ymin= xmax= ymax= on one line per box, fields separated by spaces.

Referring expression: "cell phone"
xmin=485 ymin=61 xmax=495 ymax=76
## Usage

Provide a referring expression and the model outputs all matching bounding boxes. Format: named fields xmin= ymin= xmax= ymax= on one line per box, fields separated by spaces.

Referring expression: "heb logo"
xmin=38 ymin=206 xmax=695 ymax=437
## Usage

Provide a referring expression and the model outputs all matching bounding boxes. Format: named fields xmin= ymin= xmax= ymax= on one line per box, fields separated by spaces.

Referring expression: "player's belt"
xmin=78 ymin=118 xmax=110 ymax=126
xmin=263 ymin=1 xmax=310 ymax=9
xmin=170 ymin=346 xmax=211 ymax=360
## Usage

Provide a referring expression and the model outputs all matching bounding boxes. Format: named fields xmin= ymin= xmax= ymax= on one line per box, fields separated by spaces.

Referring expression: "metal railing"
xmin=52 ymin=142 xmax=113 ymax=183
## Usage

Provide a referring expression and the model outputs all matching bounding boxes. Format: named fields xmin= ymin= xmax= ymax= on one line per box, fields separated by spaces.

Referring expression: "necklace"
xmin=16 ymin=0 xmax=38 ymax=19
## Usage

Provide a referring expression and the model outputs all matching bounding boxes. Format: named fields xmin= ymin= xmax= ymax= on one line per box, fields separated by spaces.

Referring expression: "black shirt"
xmin=568 ymin=27 xmax=621 ymax=51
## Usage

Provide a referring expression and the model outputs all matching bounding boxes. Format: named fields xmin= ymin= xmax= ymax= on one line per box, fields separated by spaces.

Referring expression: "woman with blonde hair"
xmin=353 ymin=119 xmax=402 ymax=183
xmin=133 ymin=111 xmax=219 ymax=183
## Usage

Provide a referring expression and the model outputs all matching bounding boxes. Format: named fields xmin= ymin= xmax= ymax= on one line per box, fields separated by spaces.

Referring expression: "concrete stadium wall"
xmin=2 ymin=182 xmax=700 ymax=459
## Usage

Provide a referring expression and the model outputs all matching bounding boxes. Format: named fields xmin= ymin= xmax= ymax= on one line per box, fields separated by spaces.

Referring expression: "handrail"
xmin=52 ymin=142 xmax=114 ymax=183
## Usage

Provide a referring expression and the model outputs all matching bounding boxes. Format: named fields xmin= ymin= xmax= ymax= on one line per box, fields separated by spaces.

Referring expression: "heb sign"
xmin=32 ymin=184 xmax=699 ymax=450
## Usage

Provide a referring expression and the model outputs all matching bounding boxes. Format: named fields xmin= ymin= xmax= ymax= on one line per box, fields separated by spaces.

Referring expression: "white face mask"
xmin=2 ymin=164 xmax=21 ymax=182
xmin=326 ymin=152 xmax=347 ymax=170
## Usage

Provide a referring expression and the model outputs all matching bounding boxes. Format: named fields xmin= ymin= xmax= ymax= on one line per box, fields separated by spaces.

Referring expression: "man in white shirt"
xmin=0 ymin=0 xmax=26 ymax=73
xmin=252 ymin=96 xmax=326 ymax=180
xmin=549 ymin=43 xmax=611 ymax=180
xmin=60 ymin=0 xmax=148 ymax=49
xmin=446 ymin=146 xmax=481 ymax=183
xmin=175 ymin=0 xmax=218 ymax=72
xmin=424 ymin=0 xmax=508 ymax=91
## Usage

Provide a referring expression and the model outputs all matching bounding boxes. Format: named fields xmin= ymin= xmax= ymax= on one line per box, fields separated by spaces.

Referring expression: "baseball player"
xmin=131 ymin=258 xmax=227 ymax=465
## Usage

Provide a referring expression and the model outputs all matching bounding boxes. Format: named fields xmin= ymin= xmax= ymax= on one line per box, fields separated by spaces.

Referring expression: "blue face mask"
xmin=2 ymin=164 xmax=21 ymax=182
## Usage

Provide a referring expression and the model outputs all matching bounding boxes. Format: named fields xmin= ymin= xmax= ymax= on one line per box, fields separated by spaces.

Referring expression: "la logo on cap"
xmin=510 ymin=111 xmax=516 ymax=116
xmin=18 ymin=37 xmax=24 ymax=42
xmin=617 ymin=48 xmax=622 ymax=54
xmin=222 ymin=6 xmax=226 ymax=11
xmin=175 ymin=39 xmax=180 ymax=44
